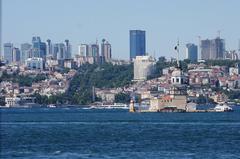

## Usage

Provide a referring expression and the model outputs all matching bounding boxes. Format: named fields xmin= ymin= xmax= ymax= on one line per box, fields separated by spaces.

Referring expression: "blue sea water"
xmin=1 ymin=107 xmax=240 ymax=159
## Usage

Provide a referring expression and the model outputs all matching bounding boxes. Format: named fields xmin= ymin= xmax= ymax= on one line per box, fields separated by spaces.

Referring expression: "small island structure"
xmin=129 ymin=41 xmax=233 ymax=113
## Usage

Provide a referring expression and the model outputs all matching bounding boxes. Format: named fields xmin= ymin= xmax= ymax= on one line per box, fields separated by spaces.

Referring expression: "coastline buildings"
xmin=133 ymin=55 xmax=156 ymax=81
xmin=201 ymin=37 xmax=225 ymax=60
xmin=130 ymin=30 xmax=146 ymax=61
xmin=149 ymin=66 xmax=189 ymax=112
xmin=186 ymin=43 xmax=198 ymax=62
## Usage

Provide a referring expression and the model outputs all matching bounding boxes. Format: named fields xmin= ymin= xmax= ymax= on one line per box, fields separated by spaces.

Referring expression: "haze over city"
xmin=1 ymin=1 xmax=240 ymax=158
xmin=2 ymin=0 xmax=240 ymax=59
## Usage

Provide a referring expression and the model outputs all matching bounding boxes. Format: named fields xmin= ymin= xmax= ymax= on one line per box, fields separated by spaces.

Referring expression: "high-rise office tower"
xmin=101 ymin=39 xmax=111 ymax=62
xmin=4 ymin=43 xmax=13 ymax=64
xmin=46 ymin=39 xmax=52 ymax=56
xmin=130 ymin=30 xmax=146 ymax=61
xmin=89 ymin=44 xmax=99 ymax=63
xmin=200 ymin=39 xmax=211 ymax=60
xmin=65 ymin=39 xmax=71 ymax=59
xmin=201 ymin=37 xmax=225 ymax=60
xmin=54 ymin=43 xmax=65 ymax=60
xmin=32 ymin=36 xmax=46 ymax=59
xmin=89 ymin=44 xmax=99 ymax=57
xmin=78 ymin=44 xmax=89 ymax=56
xmin=12 ymin=47 xmax=21 ymax=63
xmin=21 ymin=43 xmax=32 ymax=63
xmin=186 ymin=43 xmax=198 ymax=62
xmin=53 ymin=44 xmax=58 ymax=59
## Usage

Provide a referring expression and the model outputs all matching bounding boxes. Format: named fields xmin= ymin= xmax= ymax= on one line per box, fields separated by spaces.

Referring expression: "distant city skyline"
xmin=1 ymin=0 xmax=240 ymax=60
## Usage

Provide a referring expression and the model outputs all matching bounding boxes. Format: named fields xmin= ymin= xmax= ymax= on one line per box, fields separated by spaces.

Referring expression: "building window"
xmin=176 ymin=78 xmax=179 ymax=83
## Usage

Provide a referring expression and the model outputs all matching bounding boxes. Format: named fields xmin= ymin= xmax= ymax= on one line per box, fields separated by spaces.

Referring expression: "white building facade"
xmin=133 ymin=56 xmax=156 ymax=81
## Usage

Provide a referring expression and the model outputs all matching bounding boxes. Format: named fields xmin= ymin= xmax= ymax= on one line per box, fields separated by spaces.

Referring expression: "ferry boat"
xmin=90 ymin=103 xmax=129 ymax=109
xmin=47 ymin=104 xmax=57 ymax=108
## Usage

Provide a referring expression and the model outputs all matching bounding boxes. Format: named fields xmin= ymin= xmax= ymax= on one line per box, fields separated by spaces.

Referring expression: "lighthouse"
xmin=129 ymin=99 xmax=135 ymax=112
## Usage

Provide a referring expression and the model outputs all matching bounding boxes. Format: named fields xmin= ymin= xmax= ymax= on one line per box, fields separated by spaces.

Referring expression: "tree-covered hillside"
xmin=67 ymin=63 xmax=133 ymax=105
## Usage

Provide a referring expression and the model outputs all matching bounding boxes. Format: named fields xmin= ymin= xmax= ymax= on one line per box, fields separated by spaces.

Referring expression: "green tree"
xmin=115 ymin=93 xmax=131 ymax=103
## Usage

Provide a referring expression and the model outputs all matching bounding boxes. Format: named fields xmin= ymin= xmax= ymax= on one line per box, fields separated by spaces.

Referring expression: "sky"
xmin=1 ymin=0 xmax=240 ymax=60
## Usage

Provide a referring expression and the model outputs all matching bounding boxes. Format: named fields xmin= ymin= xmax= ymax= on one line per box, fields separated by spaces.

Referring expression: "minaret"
xmin=174 ymin=40 xmax=180 ymax=68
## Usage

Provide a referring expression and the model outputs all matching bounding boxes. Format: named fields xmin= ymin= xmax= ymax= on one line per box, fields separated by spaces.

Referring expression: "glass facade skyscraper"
xmin=186 ymin=43 xmax=198 ymax=62
xmin=32 ymin=36 xmax=46 ymax=59
xmin=4 ymin=43 xmax=13 ymax=63
xmin=130 ymin=30 xmax=146 ymax=61
xmin=12 ymin=47 xmax=21 ymax=63
xmin=21 ymin=43 xmax=32 ymax=63
xmin=64 ymin=39 xmax=71 ymax=59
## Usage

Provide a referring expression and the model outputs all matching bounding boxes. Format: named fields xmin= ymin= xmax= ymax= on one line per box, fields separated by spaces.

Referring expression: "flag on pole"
xmin=174 ymin=40 xmax=179 ymax=51
xmin=174 ymin=46 xmax=178 ymax=50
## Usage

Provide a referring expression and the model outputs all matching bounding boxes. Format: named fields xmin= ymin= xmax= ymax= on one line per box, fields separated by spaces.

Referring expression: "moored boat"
xmin=214 ymin=103 xmax=233 ymax=112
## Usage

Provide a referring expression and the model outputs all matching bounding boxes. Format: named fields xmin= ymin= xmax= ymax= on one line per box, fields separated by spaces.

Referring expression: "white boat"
xmin=90 ymin=103 xmax=129 ymax=109
xmin=214 ymin=103 xmax=233 ymax=112
xmin=47 ymin=104 xmax=57 ymax=108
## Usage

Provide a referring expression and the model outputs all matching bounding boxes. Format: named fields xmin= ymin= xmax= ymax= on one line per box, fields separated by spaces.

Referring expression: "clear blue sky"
xmin=2 ymin=0 xmax=240 ymax=60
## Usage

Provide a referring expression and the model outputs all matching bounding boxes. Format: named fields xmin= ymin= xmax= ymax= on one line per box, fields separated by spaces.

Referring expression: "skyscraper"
xmin=32 ymin=36 xmax=46 ymax=59
xmin=4 ymin=43 xmax=13 ymax=64
xmin=201 ymin=39 xmax=211 ymax=60
xmin=78 ymin=44 xmax=89 ymax=56
xmin=21 ymin=43 xmax=32 ymax=63
xmin=54 ymin=43 xmax=65 ymax=60
xmin=186 ymin=43 xmax=198 ymax=62
xmin=65 ymin=39 xmax=71 ymax=59
xmin=130 ymin=30 xmax=146 ymax=61
xmin=89 ymin=44 xmax=99 ymax=63
xmin=201 ymin=37 xmax=225 ymax=60
xmin=12 ymin=47 xmax=21 ymax=63
xmin=46 ymin=39 xmax=52 ymax=56
xmin=101 ymin=39 xmax=111 ymax=62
